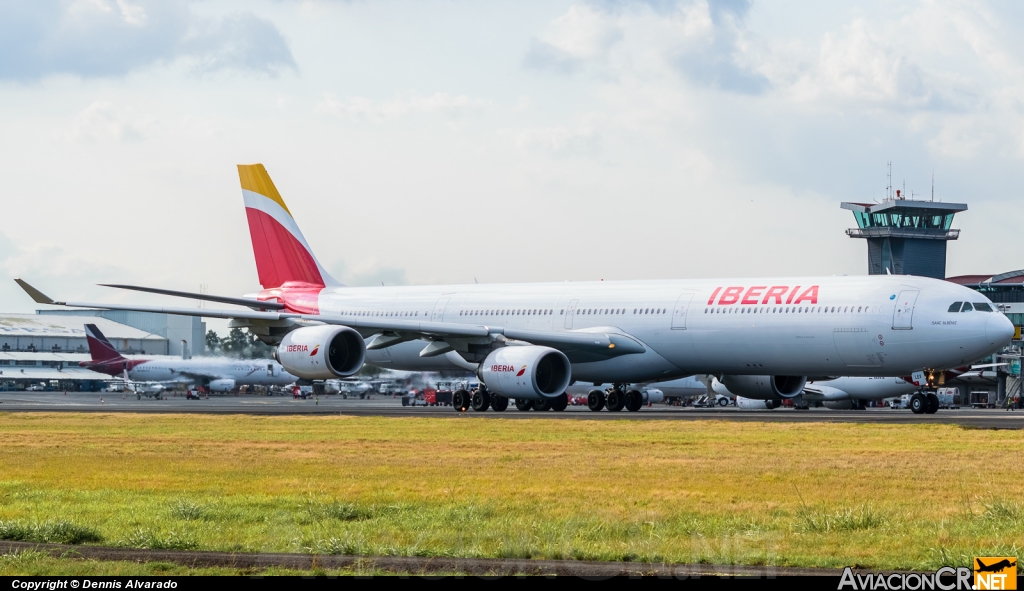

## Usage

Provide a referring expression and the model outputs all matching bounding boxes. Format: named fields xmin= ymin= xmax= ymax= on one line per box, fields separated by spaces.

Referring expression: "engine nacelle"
xmin=736 ymin=396 xmax=776 ymax=409
xmin=207 ymin=379 xmax=236 ymax=392
xmin=277 ymin=325 xmax=366 ymax=380
xmin=799 ymin=385 xmax=849 ymax=403
xmin=642 ymin=388 xmax=664 ymax=405
xmin=720 ymin=375 xmax=807 ymax=400
xmin=478 ymin=346 xmax=571 ymax=400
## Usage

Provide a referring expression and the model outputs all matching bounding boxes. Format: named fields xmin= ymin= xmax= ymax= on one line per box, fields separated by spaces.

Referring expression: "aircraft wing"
xmin=16 ymin=279 xmax=645 ymax=361
xmin=968 ymin=362 xmax=1008 ymax=369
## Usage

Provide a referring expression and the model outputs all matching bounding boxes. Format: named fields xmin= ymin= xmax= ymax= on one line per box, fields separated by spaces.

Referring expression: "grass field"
xmin=0 ymin=413 xmax=1021 ymax=572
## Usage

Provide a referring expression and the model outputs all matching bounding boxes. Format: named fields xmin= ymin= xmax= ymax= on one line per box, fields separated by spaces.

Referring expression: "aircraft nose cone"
xmin=987 ymin=313 xmax=1015 ymax=346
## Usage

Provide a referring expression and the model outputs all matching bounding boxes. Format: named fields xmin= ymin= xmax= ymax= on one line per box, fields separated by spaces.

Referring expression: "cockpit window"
xmin=973 ymin=302 xmax=993 ymax=312
xmin=948 ymin=302 xmax=962 ymax=312
xmin=961 ymin=302 xmax=973 ymax=312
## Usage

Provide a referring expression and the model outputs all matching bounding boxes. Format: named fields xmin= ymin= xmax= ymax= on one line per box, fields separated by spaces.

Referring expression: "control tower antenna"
xmin=886 ymin=161 xmax=892 ymax=200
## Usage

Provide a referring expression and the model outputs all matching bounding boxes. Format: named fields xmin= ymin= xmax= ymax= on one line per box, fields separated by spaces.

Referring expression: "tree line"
xmin=205 ymin=329 xmax=276 ymax=359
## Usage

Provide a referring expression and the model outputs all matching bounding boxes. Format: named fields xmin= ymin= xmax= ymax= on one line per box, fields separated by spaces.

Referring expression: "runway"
xmin=1 ymin=391 xmax=1022 ymax=428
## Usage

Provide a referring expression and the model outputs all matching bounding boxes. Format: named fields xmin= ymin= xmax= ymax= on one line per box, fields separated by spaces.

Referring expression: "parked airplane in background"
xmin=80 ymin=324 xmax=297 ymax=392
xmin=567 ymin=376 xmax=707 ymax=410
xmin=118 ymin=370 xmax=166 ymax=400
xmin=16 ymin=164 xmax=1014 ymax=412
xmin=717 ymin=376 xmax=918 ymax=411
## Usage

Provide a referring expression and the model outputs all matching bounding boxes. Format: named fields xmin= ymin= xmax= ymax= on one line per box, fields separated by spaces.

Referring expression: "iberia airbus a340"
xmin=16 ymin=164 xmax=1014 ymax=412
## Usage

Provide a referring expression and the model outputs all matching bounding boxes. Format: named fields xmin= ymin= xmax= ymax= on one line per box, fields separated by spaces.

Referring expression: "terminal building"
xmin=0 ymin=311 xmax=205 ymax=391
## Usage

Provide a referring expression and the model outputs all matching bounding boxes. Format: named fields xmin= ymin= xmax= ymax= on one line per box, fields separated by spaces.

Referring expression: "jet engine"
xmin=276 ymin=325 xmax=366 ymax=380
xmin=477 ymin=346 xmax=571 ymax=400
xmin=642 ymin=388 xmax=664 ymax=405
xmin=208 ymin=379 xmax=236 ymax=392
xmin=720 ymin=375 xmax=806 ymax=400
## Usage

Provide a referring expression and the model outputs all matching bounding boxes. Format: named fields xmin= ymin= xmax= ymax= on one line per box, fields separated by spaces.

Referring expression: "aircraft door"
xmin=892 ymin=290 xmax=920 ymax=330
xmin=431 ymin=297 xmax=451 ymax=322
xmin=671 ymin=292 xmax=694 ymax=329
xmin=267 ymin=364 xmax=274 ymax=377
xmin=564 ymin=299 xmax=579 ymax=329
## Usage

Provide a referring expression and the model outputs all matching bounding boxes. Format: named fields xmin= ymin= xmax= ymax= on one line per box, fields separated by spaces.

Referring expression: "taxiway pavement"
xmin=0 ymin=391 xmax=1021 ymax=428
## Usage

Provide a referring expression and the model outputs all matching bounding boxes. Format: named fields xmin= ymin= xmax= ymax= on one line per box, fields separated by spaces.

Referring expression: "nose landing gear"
xmin=910 ymin=392 xmax=940 ymax=414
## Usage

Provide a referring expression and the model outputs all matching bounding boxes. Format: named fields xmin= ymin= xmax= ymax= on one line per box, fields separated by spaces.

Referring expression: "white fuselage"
xmin=309 ymin=274 xmax=1011 ymax=384
xmin=128 ymin=357 xmax=297 ymax=387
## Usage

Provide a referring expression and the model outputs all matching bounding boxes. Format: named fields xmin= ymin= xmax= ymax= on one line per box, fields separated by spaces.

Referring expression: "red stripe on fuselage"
xmin=256 ymin=282 xmax=322 ymax=315
xmin=80 ymin=358 xmax=148 ymax=376
xmin=245 ymin=208 xmax=324 ymax=289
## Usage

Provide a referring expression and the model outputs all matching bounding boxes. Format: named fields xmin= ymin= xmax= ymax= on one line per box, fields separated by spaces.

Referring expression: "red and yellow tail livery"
xmin=238 ymin=164 xmax=337 ymax=289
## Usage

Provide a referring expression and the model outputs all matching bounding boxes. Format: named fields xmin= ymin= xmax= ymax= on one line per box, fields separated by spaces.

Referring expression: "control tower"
xmin=841 ymin=194 xmax=967 ymax=279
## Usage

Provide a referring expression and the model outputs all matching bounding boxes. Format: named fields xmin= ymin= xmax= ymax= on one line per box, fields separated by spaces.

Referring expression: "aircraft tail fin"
xmin=237 ymin=164 xmax=339 ymax=289
xmin=84 ymin=324 xmax=124 ymax=363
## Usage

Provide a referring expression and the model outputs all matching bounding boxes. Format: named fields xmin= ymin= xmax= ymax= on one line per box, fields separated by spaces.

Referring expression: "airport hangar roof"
xmin=0 ymin=314 xmax=164 ymax=341
xmin=0 ymin=367 xmax=110 ymax=381
xmin=947 ymin=270 xmax=1024 ymax=288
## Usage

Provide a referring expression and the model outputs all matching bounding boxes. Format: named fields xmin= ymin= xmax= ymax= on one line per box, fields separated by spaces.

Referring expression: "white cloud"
xmin=510 ymin=122 xmax=603 ymax=157
xmin=65 ymin=101 xmax=153 ymax=143
xmin=315 ymin=92 xmax=489 ymax=122
xmin=526 ymin=1 xmax=769 ymax=93
xmin=0 ymin=0 xmax=296 ymax=81
xmin=329 ymin=259 xmax=408 ymax=287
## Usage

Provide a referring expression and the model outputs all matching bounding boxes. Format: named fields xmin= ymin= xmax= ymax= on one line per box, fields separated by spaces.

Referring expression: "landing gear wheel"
xmin=625 ymin=389 xmax=643 ymax=412
xmin=491 ymin=395 xmax=509 ymax=412
xmin=909 ymin=393 xmax=926 ymax=415
xmin=925 ymin=392 xmax=939 ymax=414
xmin=550 ymin=393 xmax=568 ymax=412
xmin=534 ymin=398 xmax=552 ymax=411
xmin=587 ymin=390 xmax=606 ymax=411
xmin=136 ymin=394 xmax=141 ymax=400
xmin=453 ymin=389 xmax=471 ymax=412
xmin=514 ymin=398 xmax=533 ymax=411
xmin=606 ymin=389 xmax=625 ymax=412
xmin=471 ymin=389 xmax=491 ymax=412
xmin=717 ymin=396 xmax=729 ymax=407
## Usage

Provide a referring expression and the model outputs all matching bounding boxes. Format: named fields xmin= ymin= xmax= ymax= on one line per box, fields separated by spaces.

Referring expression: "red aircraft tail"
xmin=237 ymin=164 xmax=338 ymax=290
xmin=84 ymin=324 xmax=124 ymax=363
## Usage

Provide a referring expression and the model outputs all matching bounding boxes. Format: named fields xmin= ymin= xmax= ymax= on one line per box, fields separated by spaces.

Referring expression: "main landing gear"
xmin=453 ymin=386 xmax=510 ymax=412
xmin=909 ymin=392 xmax=939 ymax=415
xmin=589 ymin=384 xmax=643 ymax=412
xmin=524 ymin=393 xmax=569 ymax=412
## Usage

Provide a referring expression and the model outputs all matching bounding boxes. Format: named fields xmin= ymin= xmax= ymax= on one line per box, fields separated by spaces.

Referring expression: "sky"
xmin=2 ymin=0 xmax=1024 ymax=326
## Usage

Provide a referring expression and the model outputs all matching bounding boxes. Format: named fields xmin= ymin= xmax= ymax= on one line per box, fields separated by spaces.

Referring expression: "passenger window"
xmin=973 ymin=303 xmax=993 ymax=312
xmin=948 ymin=302 xmax=962 ymax=312
xmin=857 ymin=307 xmax=862 ymax=313
xmin=961 ymin=302 xmax=973 ymax=312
